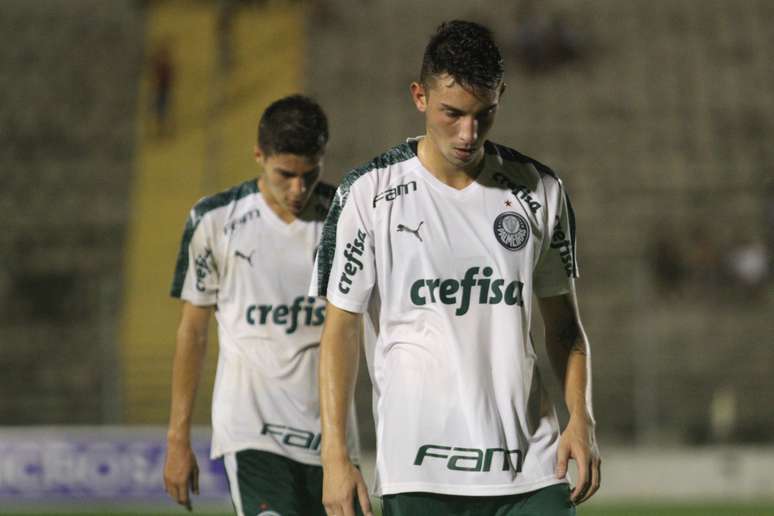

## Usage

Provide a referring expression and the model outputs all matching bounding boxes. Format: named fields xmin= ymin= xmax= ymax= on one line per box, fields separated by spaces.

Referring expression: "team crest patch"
xmin=493 ymin=212 xmax=530 ymax=251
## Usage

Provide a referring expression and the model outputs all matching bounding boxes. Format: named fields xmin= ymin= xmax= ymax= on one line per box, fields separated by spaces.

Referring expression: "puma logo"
xmin=397 ymin=221 xmax=424 ymax=242
xmin=235 ymin=250 xmax=255 ymax=266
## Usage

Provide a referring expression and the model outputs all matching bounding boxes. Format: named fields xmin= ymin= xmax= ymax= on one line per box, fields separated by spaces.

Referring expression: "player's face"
xmin=411 ymin=74 xmax=503 ymax=172
xmin=256 ymin=149 xmax=322 ymax=217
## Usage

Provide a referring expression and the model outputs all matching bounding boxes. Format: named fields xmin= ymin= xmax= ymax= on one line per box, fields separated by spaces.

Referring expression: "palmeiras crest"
xmin=493 ymin=211 xmax=530 ymax=251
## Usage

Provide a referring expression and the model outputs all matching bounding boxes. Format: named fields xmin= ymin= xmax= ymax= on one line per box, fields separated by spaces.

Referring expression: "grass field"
xmin=5 ymin=503 xmax=774 ymax=516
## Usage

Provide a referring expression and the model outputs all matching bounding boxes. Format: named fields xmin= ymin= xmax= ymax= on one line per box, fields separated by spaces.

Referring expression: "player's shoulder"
xmin=340 ymin=141 xmax=417 ymax=194
xmin=485 ymin=140 xmax=562 ymax=186
xmin=189 ymin=178 xmax=260 ymax=226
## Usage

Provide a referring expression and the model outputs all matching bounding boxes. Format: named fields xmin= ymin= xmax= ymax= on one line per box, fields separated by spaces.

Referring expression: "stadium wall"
xmin=0 ymin=0 xmax=143 ymax=424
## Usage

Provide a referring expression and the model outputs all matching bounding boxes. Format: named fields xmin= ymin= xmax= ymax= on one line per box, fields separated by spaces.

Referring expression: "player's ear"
xmin=499 ymin=82 xmax=507 ymax=99
xmin=254 ymin=145 xmax=263 ymax=165
xmin=410 ymin=82 xmax=428 ymax=113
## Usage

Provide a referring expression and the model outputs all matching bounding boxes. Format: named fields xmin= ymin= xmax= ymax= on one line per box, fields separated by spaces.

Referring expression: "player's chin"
xmin=288 ymin=200 xmax=306 ymax=214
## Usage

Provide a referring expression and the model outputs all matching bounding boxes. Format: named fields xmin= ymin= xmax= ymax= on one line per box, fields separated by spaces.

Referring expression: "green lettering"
xmin=410 ymin=280 xmax=426 ymax=305
xmin=488 ymin=279 xmax=504 ymax=304
xmin=504 ymin=281 xmax=524 ymax=306
xmin=477 ymin=267 xmax=493 ymax=303
xmin=283 ymin=428 xmax=315 ymax=449
xmin=448 ymin=447 xmax=483 ymax=472
xmin=439 ymin=279 xmax=459 ymax=304
xmin=258 ymin=305 xmax=272 ymax=324
xmin=414 ymin=444 xmax=451 ymax=466
xmin=457 ymin=267 xmax=479 ymax=316
xmin=304 ymin=303 xmax=314 ymax=325
xmin=261 ymin=423 xmax=285 ymax=437
xmin=273 ymin=305 xmax=289 ymax=324
xmin=483 ymin=448 xmax=523 ymax=472
xmin=313 ymin=305 xmax=325 ymax=325
xmin=426 ymin=279 xmax=440 ymax=303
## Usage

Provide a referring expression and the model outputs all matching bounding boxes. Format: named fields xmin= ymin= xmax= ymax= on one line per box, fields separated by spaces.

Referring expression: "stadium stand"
xmin=305 ymin=0 xmax=774 ymax=445
xmin=119 ymin=0 xmax=305 ymax=424
xmin=0 ymin=0 xmax=143 ymax=424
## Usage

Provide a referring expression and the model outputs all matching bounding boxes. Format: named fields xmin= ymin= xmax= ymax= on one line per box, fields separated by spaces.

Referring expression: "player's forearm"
xmin=562 ymin=340 xmax=594 ymax=423
xmin=167 ymin=324 xmax=209 ymax=444
xmin=319 ymin=303 xmax=361 ymax=463
xmin=541 ymin=290 xmax=595 ymax=423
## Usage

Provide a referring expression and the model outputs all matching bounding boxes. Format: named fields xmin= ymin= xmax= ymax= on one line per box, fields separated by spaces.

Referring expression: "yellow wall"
xmin=121 ymin=1 xmax=304 ymax=423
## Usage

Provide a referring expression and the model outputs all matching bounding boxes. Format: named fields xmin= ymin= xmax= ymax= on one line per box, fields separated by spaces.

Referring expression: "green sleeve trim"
xmin=315 ymin=143 xmax=415 ymax=296
xmin=169 ymin=179 xmax=259 ymax=298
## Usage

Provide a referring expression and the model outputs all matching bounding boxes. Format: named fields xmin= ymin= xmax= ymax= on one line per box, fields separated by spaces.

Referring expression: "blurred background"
xmin=1 ymin=0 xmax=772 ymax=513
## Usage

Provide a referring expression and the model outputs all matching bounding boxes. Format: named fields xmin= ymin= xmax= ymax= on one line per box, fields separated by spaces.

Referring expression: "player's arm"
xmin=539 ymin=288 xmax=601 ymax=504
xmin=319 ymin=302 xmax=372 ymax=516
xmin=163 ymin=301 xmax=213 ymax=511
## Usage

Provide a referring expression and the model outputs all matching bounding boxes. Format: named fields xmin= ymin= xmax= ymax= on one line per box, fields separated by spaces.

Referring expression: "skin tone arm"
xmin=538 ymin=288 xmax=601 ymax=504
xmin=163 ymin=302 xmax=213 ymax=511
xmin=319 ymin=303 xmax=373 ymax=516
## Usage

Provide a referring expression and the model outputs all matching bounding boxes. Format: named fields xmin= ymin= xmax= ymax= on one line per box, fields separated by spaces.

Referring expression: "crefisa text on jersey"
xmin=245 ymin=296 xmax=325 ymax=334
xmin=223 ymin=208 xmax=260 ymax=235
xmin=410 ymin=266 xmax=524 ymax=316
xmin=550 ymin=217 xmax=574 ymax=277
xmin=194 ymin=248 xmax=215 ymax=292
xmin=372 ymin=181 xmax=417 ymax=208
xmin=338 ymin=228 xmax=367 ymax=293
xmin=492 ymin=172 xmax=541 ymax=214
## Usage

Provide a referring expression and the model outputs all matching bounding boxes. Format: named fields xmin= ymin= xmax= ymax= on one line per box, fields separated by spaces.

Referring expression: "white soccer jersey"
xmin=171 ymin=179 xmax=359 ymax=465
xmin=311 ymin=139 xmax=578 ymax=496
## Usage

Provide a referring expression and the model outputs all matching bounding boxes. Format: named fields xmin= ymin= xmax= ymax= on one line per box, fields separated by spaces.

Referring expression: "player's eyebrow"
xmin=276 ymin=166 xmax=320 ymax=176
xmin=439 ymin=102 xmax=498 ymax=115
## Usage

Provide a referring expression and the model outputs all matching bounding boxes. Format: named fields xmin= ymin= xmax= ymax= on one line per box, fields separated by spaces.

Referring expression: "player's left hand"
xmin=556 ymin=413 xmax=601 ymax=504
xmin=163 ymin=440 xmax=200 ymax=511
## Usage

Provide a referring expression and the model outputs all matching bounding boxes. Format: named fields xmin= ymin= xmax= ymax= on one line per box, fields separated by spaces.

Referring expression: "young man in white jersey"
xmin=164 ymin=95 xmax=359 ymax=515
xmin=312 ymin=21 xmax=600 ymax=516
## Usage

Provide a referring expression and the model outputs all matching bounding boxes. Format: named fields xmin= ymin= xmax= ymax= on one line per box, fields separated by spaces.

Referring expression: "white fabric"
xmin=223 ymin=452 xmax=245 ymax=516
xmin=312 ymin=139 xmax=576 ymax=496
xmin=174 ymin=179 xmax=359 ymax=464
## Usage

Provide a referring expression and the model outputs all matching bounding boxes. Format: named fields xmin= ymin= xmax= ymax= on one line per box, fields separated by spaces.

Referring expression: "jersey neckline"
xmin=258 ymin=192 xmax=304 ymax=233
xmin=408 ymin=137 xmax=484 ymax=200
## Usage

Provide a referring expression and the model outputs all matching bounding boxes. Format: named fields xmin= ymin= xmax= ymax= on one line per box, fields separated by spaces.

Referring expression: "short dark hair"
xmin=257 ymin=94 xmax=329 ymax=157
xmin=420 ymin=20 xmax=504 ymax=93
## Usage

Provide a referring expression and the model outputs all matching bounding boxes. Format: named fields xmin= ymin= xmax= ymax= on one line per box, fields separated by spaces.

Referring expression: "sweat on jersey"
xmin=171 ymin=178 xmax=359 ymax=465
xmin=310 ymin=139 xmax=578 ymax=496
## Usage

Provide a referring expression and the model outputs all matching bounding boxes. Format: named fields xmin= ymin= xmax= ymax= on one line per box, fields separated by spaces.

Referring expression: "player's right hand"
xmin=163 ymin=440 xmax=200 ymax=512
xmin=322 ymin=457 xmax=372 ymax=516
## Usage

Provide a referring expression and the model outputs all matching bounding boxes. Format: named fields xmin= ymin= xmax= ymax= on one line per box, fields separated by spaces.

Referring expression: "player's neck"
xmin=258 ymin=176 xmax=298 ymax=224
xmin=417 ymin=137 xmax=483 ymax=190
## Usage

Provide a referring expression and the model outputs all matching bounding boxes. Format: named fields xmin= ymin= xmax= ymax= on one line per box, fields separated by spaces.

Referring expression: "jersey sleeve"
xmin=533 ymin=177 xmax=578 ymax=298
xmin=170 ymin=208 xmax=219 ymax=305
xmin=310 ymin=179 xmax=376 ymax=313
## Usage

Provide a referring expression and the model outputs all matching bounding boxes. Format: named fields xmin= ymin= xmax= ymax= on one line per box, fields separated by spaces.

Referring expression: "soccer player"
xmin=312 ymin=21 xmax=600 ymax=516
xmin=163 ymin=95 xmax=359 ymax=515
